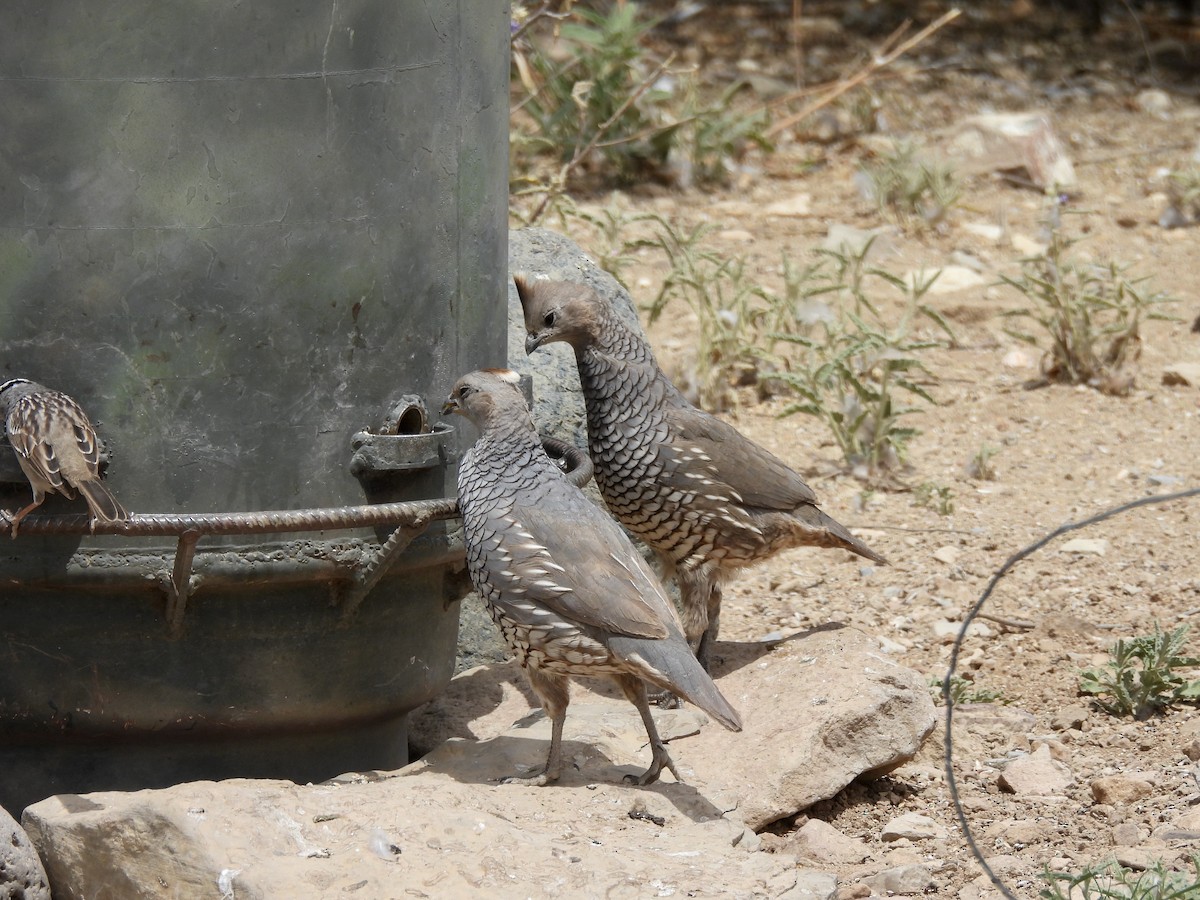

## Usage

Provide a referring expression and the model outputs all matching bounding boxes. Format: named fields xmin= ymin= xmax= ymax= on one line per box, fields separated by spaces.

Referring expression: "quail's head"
xmin=514 ymin=276 xmax=602 ymax=354
xmin=442 ymin=368 xmax=525 ymax=429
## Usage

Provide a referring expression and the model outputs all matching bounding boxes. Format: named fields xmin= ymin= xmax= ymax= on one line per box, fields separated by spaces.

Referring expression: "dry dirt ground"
xmin=510 ymin=2 xmax=1200 ymax=896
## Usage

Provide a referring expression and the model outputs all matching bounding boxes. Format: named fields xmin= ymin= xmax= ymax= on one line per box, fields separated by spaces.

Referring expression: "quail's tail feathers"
xmin=613 ymin=634 xmax=743 ymax=732
xmin=77 ymin=480 xmax=129 ymax=524
xmin=793 ymin=504 xmax=888 ymax=566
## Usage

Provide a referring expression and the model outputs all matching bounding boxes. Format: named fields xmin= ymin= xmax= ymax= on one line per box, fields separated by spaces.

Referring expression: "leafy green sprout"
xmin=1041 ymin=854 xmax=1200 ymax=900
xmin=1078 ymin=623 xmax=1200 ymax=719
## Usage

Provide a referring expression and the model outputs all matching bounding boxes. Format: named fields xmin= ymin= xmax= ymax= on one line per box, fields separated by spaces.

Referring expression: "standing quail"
xmin=515 ymin=276 xmax=887 ymax=671
xmin=443 ymin=368 xmax=742 ymax=786
xmin=0 ymin=378 xmax=130 ymax=537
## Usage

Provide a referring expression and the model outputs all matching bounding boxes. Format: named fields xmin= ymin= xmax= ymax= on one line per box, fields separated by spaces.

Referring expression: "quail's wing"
xmin=6 ymin=400 xmax=68 ymax=490
xmin=484 ymin=487 xmax=671 ymax=640
xmin=660 ymin=402 xmax=819 ymax=511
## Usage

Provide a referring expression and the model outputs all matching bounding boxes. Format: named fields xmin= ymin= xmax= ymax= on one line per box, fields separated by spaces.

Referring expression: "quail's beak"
xmin=441 ymin=396 xmax=460 ymax=417
xmin=524 ymin=331 xmax=544 ymax=355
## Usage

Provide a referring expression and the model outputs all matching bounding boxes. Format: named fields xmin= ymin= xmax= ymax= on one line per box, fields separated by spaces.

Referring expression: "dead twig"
xmin=511 ymin=2 xmax=573 ymax=44
xmin=764 ymin=8 xmax=962 ymax=140
xmin=974 ymin=612 xmax=1036 ymax=631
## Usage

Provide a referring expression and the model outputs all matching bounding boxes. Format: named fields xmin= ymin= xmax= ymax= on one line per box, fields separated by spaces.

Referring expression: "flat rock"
xmin=946 ymin=111 xmax=1078 ymax=191
xmin=1050 ymin=705 xmax=1090 ymax=732
xmin=24 ymin=626 xmax=934 ymax=899
xmin=764 ymin=192 xmax=812 ymax=217
xmin=690 ymin=625 xmax=937 ymax=830
xmin=0 ymin=803 xmax=50 ymax=900
xmin=1059 ymin=538 xmax=1108 ymax=556
xmin=792 ymin=819 xmax=872 ymax=864
xmin=1163 ymin=362 xmax=1200 ymax=387
xmin=881 ymin=812 xmax=948 ymax=842
xmin=1090 ymin=775 xmax=1155 ymax=805
xmin=908 ymin=265 xmax=986 ymax=295
xmin=954 ymin=704 xmax=1037 ymax=738
xmin=24 ymin=744 xmax=787 ymax=900
xmin=997 ymin=746 xmax=1073 ymax=796
xmin=865 ymin=863 xmax=935 ymax=895
xmin=790 ymin=870 xmax=840 ymax=899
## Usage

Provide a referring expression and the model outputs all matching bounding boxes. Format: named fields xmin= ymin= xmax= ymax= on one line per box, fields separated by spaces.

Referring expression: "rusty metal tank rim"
xmin=2 ymin=437 xmax=592 ymax=637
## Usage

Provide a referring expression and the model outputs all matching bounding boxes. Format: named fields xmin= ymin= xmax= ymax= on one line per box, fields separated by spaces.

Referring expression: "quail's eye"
xmin=543 ymin=311 xmax=557 ymax=328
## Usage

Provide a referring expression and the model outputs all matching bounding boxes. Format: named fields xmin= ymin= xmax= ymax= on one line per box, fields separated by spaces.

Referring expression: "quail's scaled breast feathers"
xmin=515 ymin=276 xmax=887 ymax=671
xmin=0 ymin=378 xmax=129 ymax=537
xmin=443 ymin=367 xmax=741 ymax=787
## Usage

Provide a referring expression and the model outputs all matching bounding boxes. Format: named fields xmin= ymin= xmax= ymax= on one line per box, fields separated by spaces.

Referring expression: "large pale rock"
xmin=792 ymin=819 xmax=872 ymax=865
xmin=0 ymin=803 xmax=50 ymax=900
xmin=506 ymin=227 xmax=644 ymax=450
xmin=25 ymin=738 xmax=798 ymax=900
xmin=693 ymin=625 xmax=937 ymax=830
xmin=27 ymin=626 xmax=933 ymax=898
xmin=946 ymin=112 xmax=1078 ymax=191
xmin=997 ymin=745 xmax=1073 ymax=796
xmin=1090 ymin=775 xmax=1155 ymax=805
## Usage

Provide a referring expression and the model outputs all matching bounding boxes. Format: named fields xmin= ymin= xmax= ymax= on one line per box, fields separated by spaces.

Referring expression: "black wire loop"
xmin=945 ymin=486 xmax=1200 ymax=898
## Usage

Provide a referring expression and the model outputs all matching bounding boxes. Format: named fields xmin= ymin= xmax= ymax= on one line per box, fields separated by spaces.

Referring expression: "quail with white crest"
xmin=0 ymin=378 xmax=129 ymax=537
xmin=443 ymin=368 xmax=742 ymax=786
xmin=516 ymin=276 xmax=887 ymax=672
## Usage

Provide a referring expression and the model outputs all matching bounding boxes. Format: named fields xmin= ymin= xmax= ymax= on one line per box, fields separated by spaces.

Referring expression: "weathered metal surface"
xmin=0 ymin=0 xmax=512 ymax=813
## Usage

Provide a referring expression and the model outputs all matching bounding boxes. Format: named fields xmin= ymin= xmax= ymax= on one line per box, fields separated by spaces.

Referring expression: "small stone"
xmin=877 ymin=636 xmax=909 ymax=655
xmin=1163 ymin=362 xmax=1200 ymax=387
xmin=836 ymin=884 xmax=871 ymax=900
xmin=963 ymin=221 xmax=1005 ymax=242
xmin=1090 ymin=776 xmax=1155 ymax=805
xmin=716 ymin=228 xmax=755 ymax=243
xmin=933 ymin=545 xmax=961 ymax=565
xmin=932 ymin=619 xmax=992 ymax=642
xmin=865 ymin=864 xmax=934 ymax=896
xmin=955 ymin=705 xmax=1037 ymax=737
xmin=1050 ymin=705 xmax=1090 ymax=731
xmin=881 ymin=812 xmax=947 ymax=842
xmin=1135 ymin=89 xmax=1172 ymax=116
xmin=1112 ymin=822 xmax=1142 ymax=846
xmin=791 ymin=870 xmax=839 ymax=900
xmin=822 ymin=224 xmax=894 ymax=260
xmin=998 ymin=746 xmax=1074 ymax=796
xmin=793 ymin=819 xmax=872 ymax=865
xmin=1010 ymin=233 xmax=1047 ymax=256
xmin=1002 ymin=349 xmax=1034 ymax=369
xmin=987 ymin=818 xmax=1051 ymax=845
xmin=1059 ymin=538 xmax=1108 ymax=556
xmin=765 ymin=193 xmax=812 ymax=217
xmin=908 ymin=265 xmax=986 ymax=295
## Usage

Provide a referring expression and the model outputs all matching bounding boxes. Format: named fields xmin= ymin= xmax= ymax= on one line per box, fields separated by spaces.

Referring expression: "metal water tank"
xmin=0 ymin=0 xmax=510 ymax=813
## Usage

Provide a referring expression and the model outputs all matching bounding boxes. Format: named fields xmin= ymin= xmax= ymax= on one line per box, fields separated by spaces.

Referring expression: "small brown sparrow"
xmin=0 ymin=378 xmax=130 ymax=536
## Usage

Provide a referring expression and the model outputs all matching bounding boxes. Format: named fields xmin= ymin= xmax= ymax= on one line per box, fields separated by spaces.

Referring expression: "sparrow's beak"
xmin=524 ymin=332 xmax=544 ymax=355
xmin=441 ymin=397 xmax=460 ymax=416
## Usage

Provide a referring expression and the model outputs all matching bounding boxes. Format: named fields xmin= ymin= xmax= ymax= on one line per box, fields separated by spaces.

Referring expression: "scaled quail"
xmin=1 ymin=378 xmax=130 ymax=537
xmin=443 ymin=368 xmax=742 ymax=786
xmin=516 ymin=277 xmax=887 ymax=671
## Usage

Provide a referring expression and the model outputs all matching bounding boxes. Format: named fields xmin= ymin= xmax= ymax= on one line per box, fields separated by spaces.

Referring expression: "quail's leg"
xmin=502 ymin=666 xmax=570 ymax=786
xmin=677 ymin=569 xmax=711 ymax=658
xmin=616 ymin=674 xmax=682 ymax=786
xmin=695 ymin=581 xmax=723 ymax=673
xmin=7 ymin=490 xmax=44 ymax=539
